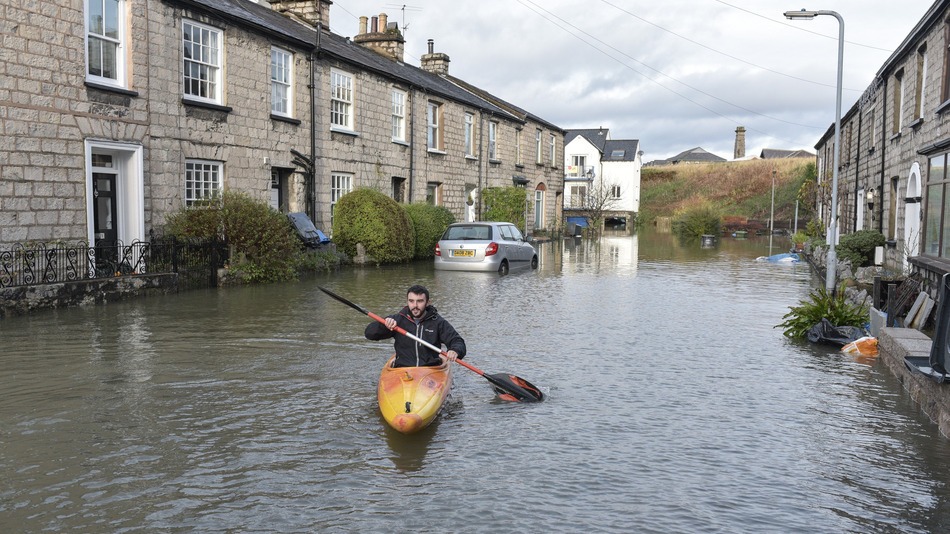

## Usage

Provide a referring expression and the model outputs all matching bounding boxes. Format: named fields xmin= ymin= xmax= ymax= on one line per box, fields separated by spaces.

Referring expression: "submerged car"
xmin=434 ymin=222 xmax=538 ymax=275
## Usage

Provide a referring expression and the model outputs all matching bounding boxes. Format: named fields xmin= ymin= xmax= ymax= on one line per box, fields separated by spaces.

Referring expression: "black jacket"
xmin=364 ymin=305 xmax=466 ymax=367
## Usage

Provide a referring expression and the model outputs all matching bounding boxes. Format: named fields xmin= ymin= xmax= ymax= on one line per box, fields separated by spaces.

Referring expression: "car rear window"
xmin=445 ymin=225 xmax=492 ymax=240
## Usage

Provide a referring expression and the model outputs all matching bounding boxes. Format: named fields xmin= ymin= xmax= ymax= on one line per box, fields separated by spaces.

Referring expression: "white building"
xmin=563 ymin=128 xmax=642 ymax=228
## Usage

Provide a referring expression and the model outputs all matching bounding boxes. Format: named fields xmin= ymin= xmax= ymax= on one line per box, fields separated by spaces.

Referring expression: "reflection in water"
xmin=4 ymin=229 xmax=950 ymax=532
xmin=382 ymin=415 xmax=440 ymax=472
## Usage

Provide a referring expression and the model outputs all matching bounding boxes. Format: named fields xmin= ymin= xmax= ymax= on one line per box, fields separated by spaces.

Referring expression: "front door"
xmin=93 ymin=171 xmax=118 ymax=270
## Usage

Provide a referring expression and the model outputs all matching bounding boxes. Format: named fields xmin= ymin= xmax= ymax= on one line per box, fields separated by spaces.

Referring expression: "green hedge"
xmin=482 ymin=187 xmax=526 ymax=227
xmin=404 ymin=203 xmax=455 ymax=259
xmin=332 ymin=188 xmax=414 ymax=264
xmin=837 ymin=230 xmax=886 ymax=268
xmin=163 ymin=191 xmax=300 ymax=283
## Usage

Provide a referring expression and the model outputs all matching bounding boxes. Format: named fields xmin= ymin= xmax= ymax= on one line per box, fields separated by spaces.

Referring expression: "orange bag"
xmin=841 ymin=336 xmax=878 ymax=357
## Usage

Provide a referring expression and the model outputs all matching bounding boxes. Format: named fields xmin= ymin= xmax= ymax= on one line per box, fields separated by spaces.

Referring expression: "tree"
xmin=575 ymin=179 xmax=625 ymax=235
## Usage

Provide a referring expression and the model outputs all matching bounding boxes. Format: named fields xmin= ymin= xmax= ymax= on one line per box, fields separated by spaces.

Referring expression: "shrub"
xmin=163 ymin=191 xmax=300 ymax=283
xmin=404 ymin=203 xmax=455 ymax=259
xmin=482 ymin=187 xmax=526 ymax=228
xmin=332 ymin=188 xmax=414 ymax=264
xmin=777 ymin=285 xmax=869 ymax=339
xmin=837 ymin=230 xmax=886 ymax=269
xmin=672 ymin=201 xmax=721 ymax=239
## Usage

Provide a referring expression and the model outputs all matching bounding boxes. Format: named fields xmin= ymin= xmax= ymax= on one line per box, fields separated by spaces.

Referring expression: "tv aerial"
xmin=384 ymin=4 xmax=422 ymax=37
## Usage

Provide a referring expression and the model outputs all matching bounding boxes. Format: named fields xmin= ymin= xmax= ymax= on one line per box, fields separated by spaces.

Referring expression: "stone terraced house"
xmin=812 ymin=0 xmax=950 ymax=288
xmin=0 ymin=0 xmax=564 ymax=251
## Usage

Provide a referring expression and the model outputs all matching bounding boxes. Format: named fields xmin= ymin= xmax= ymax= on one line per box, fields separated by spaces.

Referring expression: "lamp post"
xmin=769 ymin=169 xmax=776 ymax=253
xmin=784 ymin=8 xmax=844 ymax=293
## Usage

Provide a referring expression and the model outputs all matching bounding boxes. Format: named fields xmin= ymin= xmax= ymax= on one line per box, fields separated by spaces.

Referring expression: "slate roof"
xmin=759 ymin=148 xmax=815 ymax=159
xmin=180 ymin=0 xmax=533 ymax=122
xmin=667 ymin=147 xmax=726 ymax=163
xmin=445 ymin=75 xmax=563 ymax=132
xmin=603 ymin=140 xmax=640 ymax=162
xmin=565 ymin=129 xmax=610 ymax=152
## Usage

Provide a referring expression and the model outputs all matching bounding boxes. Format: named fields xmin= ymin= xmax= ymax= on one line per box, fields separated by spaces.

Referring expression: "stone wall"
xmin=878 ymin=326 xmax=950 ymax=437
xmin=0 ymin=274 xmax=179 ymax=319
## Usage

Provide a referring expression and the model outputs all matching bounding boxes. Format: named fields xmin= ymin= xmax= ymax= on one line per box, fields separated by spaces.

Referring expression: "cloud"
xmin=331 ymin=0 xmax=933 ymax=160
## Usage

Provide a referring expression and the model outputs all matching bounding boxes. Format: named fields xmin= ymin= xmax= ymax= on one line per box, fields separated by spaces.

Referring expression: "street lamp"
xmin=769 ymin=169 xmax=776 ymax=253
xmin=784 ymin=8 xmax=844 ymax=293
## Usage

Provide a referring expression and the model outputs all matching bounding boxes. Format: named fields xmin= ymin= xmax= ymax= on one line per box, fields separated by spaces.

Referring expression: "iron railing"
xmin=0 ymin=237 xmax=227 ymax=290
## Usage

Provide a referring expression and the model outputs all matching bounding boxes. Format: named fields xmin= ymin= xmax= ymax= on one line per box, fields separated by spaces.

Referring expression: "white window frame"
xmin=536 ymin=129 xmax=543 ymax=164
xmin=427 ymin=101 xmax=443 ymax=151
xmin=534 ymin=189 xmax=544 ymax=228
xmin=330 ymin=172 xmax=353 ymax=223
xmin=915 ymin=45 xmax=928 ymax=120
xmin=464 ymin=112 xmax=476 ymax=157
xmin=271 ymin=47 xmax=293 ymax=117
xmin=426 ymin=182 xmax=443 ymax=205
xmin=893 ymin=70 xmax=904 ymax=135
xmin=330 ymin=69 xmax=354 ymax=131
xmin=185 ymin=159 xmax=222 ymax=206
xmin=516 ymin=128 xmax=523 ymax=166
xmin=488 ymin=121 xmax=498 ymax=160
xmin=549 ymin=133 xmax=557 ymax=166
xmin=182 ymin=20 xmax=222 ymax=104
xmin=85 ymin=0 xmax=126 ymax=87
xmin=391 ymin=88 xmax=407 ymax=142
xmin=611 ymin=185 xmax=622 ymax=199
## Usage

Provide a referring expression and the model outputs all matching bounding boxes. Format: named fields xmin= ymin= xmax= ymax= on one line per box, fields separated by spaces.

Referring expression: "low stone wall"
xmin=878 ymin=326 xmax=950 ymax=437
xmin=0 ymin=274 xmax=179 ymax=318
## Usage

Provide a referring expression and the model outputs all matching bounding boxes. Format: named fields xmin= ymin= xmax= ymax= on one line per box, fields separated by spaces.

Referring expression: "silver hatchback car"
xmin=434 ymin=222 xmax=538 ymax=275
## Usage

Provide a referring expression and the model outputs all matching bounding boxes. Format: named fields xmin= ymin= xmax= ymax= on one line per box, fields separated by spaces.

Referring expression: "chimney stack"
xmin=421 ymin=39 xmax=451 ymax=75
xmin=734 ymin=126 xmax=746 ymax=160
xmin=268 ymin=0 xmax=331 ymax=28
xmin=353 ymin=12 xmax=405 ymax=62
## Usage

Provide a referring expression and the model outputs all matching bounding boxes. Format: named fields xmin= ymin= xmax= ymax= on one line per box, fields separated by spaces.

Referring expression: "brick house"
xmin=812 ymin=0 xmax=950 ymax=287
xmin=0 ymin=0 xmax=563 ymax=252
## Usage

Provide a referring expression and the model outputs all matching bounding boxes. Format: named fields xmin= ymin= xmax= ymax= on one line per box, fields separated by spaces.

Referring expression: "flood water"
xmin=4 ymin=229 xmax=950 ymax=532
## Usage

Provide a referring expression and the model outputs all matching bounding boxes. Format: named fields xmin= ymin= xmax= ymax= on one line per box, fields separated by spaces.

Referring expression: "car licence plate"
xmin=453 ymin=249 xmax=475 ymax=257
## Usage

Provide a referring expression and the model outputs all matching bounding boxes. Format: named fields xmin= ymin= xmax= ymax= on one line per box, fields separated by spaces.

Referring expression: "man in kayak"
xmin=365 ymin=285 xmax=466 ymax=367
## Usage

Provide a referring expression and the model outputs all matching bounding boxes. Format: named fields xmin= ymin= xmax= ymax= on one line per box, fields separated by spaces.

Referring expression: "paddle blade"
xmin=485 ymin=373 xmax=544 ymax=402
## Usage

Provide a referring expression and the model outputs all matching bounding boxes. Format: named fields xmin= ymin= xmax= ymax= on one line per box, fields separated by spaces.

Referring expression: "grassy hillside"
xmin=640 ymin=158 xmax=816 ymax=229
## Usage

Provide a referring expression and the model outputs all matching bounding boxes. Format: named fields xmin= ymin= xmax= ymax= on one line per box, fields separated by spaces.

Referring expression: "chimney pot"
xmin=379 ymin=13 xmax=388 ymax=31
xmin=371 ymin=16 xmax=378 ymax=33
xmin=359 ymin=16 xmax=367 ymax=35
xmin=427 ymin=39 xmax=434 ymax=54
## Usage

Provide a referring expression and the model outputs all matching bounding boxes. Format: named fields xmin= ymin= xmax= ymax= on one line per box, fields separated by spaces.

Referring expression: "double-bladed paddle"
xmin=318 ymin=286 xmax=544 ymax=402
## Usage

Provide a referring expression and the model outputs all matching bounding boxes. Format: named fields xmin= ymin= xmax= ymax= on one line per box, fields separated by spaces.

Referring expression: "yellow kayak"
xmin=377 ymin=355 xmax=453 ymax=433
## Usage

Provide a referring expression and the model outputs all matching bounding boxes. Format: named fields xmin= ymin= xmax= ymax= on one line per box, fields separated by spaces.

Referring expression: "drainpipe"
xmin=879 ymin=77 xmax=887 ymax=234
xmin=854 ymin=110 xmax=863 ymax=232
xmin=309 ymin=21 xmax=321 ymax=221
xmin=408 ymin=86 xmax=415 ymax=202
xmin=477 ymin=112 xmax=485 ymax=220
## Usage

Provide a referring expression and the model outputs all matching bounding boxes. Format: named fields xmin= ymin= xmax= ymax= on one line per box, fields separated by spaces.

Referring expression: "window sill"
xmin=515 ymin=163 xmax=525 ymax=169
xmin=937 ymin=99 xmax=950 ymax=115
xmin=427 ymin=148 xmax=447 ymax=155
xmin=489 ymin=159 xmax=501 ymax=164
xmin=330 ymin=127 xmax=359 ymax=137
xmin=182 ymin=98 xmax=233 ymax=113
xmin=889 ymin=132 xmax=902 ymax=142
xmin=465 ymin=155 xmax=478 ymax=161
xmin=85 ymin=80 xmax=139 ymax=98
xmin=392 ymin=139 xmax=409 ymax=146
xmin=271 ymin=114 xmax=301 ymax=125
xmin=908 ymin=117 xmax=924 ymax=130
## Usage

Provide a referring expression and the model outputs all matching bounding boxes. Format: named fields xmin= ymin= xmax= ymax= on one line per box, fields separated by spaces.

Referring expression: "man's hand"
xmin=384 ymin=317 xmax=397 ymax=330
xmin=445 ymin=350 xmax=459 ymax=362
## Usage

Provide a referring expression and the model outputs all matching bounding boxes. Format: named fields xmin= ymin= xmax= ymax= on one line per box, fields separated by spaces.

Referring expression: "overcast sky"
xmin=328 ymin=0 xmax=935 ymax=162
